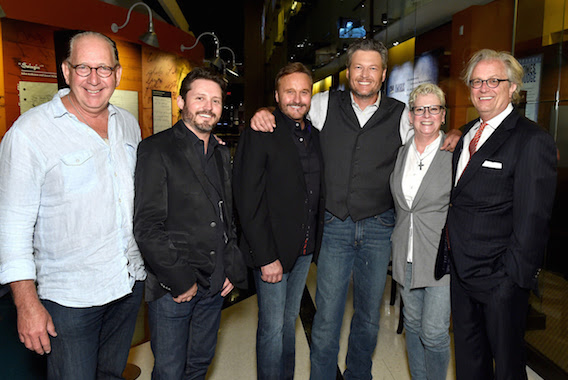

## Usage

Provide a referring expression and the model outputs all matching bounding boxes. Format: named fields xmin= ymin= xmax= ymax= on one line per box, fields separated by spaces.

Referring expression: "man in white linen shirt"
xmin=0 ymin=31 xmax=145 ymax=380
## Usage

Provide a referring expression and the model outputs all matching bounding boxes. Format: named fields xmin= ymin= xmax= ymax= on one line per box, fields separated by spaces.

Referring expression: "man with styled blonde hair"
xmin=446 ymin=49 xmax=557 ymax=380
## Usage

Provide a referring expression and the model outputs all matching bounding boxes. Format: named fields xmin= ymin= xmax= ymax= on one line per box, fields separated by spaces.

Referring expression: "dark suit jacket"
xmin=134 ymin=121 xmax=247 ymax=302
xmin=232 ymin=110 xmax=325 ymax=273
xmin=448 ymin=109 xmax=557 ymax=291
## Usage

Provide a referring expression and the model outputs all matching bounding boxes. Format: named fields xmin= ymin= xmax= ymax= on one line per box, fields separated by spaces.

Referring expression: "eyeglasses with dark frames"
xmin=67 ymin=62 xmax=117 ymax=78
xmin=411 ymin=105 xmax=445 ymax=116
xmin=469 ymin=78 xmax=510 ymax=89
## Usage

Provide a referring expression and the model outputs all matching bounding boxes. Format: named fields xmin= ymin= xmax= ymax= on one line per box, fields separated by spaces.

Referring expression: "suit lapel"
xmin=173 ymin=122 xmax=219 ymax=207
xmin=454 ymin=112 xmax=518 ymax=195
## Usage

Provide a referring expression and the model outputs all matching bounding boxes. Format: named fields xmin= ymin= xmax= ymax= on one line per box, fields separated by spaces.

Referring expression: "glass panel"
xmin=516 ymin=0 xmax=568 ymax=374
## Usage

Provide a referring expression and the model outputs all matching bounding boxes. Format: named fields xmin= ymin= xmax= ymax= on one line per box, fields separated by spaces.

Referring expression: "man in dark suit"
xmin=133 ymin=67 xmax=247 ymax=379
xmin=233 ymin=62 xmax=325 ymax=380
xmin=448 ymin=49 xmax=557 ymax=380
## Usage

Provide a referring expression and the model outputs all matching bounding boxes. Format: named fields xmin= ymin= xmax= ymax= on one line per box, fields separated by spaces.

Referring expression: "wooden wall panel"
xmin=141 ymin=47 xmax=193 ymax=139
xmin=1 ymin=18 xmax=59 ymax=134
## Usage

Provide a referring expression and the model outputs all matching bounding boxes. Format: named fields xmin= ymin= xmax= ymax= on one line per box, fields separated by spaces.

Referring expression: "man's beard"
xmin=351 ymin=89 xmax=377 ymax=99
xmin=184 ymin=109 xmax=218 ymax=133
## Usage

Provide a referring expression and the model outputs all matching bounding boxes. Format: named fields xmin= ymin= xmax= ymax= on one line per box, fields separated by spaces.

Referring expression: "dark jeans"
xmin=148 ymin=286 xmax=224 ymax=380
xmin=310 ymin=210 xmax=395 ymax=380
xmin=254 ymin=253 xmax=312 ymax=380
xmin=42 ymin=280 xmax=143 ymax=380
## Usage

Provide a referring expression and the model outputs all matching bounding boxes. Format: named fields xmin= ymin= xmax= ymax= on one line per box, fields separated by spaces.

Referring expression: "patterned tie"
xmin=459 ymin=122 xmax=488 ymax=181
xmin=469 ymin=122 xmax=487 ymax=158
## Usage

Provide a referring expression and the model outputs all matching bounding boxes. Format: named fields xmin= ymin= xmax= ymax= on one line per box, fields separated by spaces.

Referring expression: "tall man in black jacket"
xmin=134 ymin=67 xmax=247 ymax=379
xmin=448 ymin=49 xmax=557 ymax=380
xmin=233 ymin=62 xmax=325 ymax=380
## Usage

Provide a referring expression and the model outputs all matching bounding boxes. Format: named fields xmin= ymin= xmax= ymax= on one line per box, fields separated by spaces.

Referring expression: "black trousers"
xmin=451 ymin=275 xmax=530 ymax=380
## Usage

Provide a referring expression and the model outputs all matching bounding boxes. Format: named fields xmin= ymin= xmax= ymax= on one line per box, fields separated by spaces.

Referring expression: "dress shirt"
xmin=455 ymin=104 xmax=513 ymax=184
xmin=183 ymin=127 xmax=226 ymax=296
xmin=0 ymin=89 xmax=146 ymax=307
xmin=284 ymin=111 xmax=321 ymax=256
xmin=401 ymin=132 xmax=443 ymax=262
xmin=307 ymin=90 xmax=413 ymax=143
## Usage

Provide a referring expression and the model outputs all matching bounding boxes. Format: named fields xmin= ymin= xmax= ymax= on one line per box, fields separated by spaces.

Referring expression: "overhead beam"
xmin=157 ymin=0 xmax=189 ymax=32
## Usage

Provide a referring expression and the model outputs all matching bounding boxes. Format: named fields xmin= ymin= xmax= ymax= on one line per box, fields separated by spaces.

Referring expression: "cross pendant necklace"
xmin=418 ymin=160 xmax=424 ymax=170
xmin=412 ymin=142 xmax=435 ymax=171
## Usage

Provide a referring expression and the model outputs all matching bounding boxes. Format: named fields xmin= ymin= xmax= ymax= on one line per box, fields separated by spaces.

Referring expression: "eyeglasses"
xmin=469 ymin=78 xmax=509 ymax=89
xmin=411 ymin=105 xmax=445 ymax=116
xmin=67 ymin=63 xmax=117 ymax=78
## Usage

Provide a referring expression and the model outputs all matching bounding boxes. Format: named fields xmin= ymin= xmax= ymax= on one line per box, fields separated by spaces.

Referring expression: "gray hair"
xmin=67 ymin=31 xmax=120 ymax=66
xmin=462 ymin=49 xmax=523 ymax=104
xmin=408 ymin=83 xmax=446 ymax=109
xmin=346 ymin=39 xmax=388 ymax=70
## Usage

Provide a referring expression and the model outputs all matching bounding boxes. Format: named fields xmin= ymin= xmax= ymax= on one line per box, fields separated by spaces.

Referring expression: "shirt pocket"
xmin=60 ymin=150 xmax=97 ymax=193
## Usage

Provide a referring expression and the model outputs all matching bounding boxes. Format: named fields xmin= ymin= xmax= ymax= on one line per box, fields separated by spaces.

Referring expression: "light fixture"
xmin=111 ymin=2 xmax=159 ymax=48
xmin=181 ymin=32 xmax=220 ymax=55
xmin=219 ymin=47 xmax=239 ymax=77
xmin=181 ymin=32 xmax=239 ymax=77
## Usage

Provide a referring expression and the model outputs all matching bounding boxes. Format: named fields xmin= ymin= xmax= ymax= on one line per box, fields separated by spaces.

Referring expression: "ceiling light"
xmin=111 ymin=2 xmax=159 ymax=48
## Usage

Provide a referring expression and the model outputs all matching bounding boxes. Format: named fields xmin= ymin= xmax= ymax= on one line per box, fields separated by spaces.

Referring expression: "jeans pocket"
xmin=374 ymin=209 xmax=395 ymax=227
xmin=324 ymin=211 xmax=336 ymax=224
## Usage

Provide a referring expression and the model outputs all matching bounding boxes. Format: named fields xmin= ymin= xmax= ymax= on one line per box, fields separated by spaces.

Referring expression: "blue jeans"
xmin=42 ymin=281 xmax=143 ymax=380
xmin=254 ymin=254 xmax=312 ymax=380
xmin=310 ymin=210 xmax=395 ymax=380
xmin=400 ymin=263 xmax=450 ymax=380
xmin=148 ymin=286 xmax=224 ymax=380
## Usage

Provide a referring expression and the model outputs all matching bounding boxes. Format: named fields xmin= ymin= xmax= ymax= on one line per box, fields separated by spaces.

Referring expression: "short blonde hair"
xmin=462 ymin=49 xmax=523 ymax=104
xmin=408 ymin=83 xmax=446 ymax=109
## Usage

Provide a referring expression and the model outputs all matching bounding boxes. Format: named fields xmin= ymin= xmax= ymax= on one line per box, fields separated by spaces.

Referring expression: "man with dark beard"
xmin=133 ymin=67 xmax=247 ymax=379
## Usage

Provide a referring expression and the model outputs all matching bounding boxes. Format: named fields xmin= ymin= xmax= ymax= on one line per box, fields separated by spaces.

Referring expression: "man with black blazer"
xmin=233 ymin=62 xmax=325 ymax=380
xmin=447 ymin=49 xmax=557 ymax=380
xmin=133 ymin=67 xmax=247 ymax=379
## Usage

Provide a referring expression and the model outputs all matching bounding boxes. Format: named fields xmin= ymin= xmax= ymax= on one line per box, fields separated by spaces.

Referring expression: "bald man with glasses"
xmin=0 ymin=31 xmax=145 ymax=379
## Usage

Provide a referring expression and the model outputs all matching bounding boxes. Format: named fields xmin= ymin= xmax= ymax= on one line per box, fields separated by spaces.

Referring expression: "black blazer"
xmin=448 ymin=109 xmax=557 ymax=291
xmin=232 ymin=110 xmax=325 ymax=273
xmin=134 ymin=121 xmax=247 ymax=302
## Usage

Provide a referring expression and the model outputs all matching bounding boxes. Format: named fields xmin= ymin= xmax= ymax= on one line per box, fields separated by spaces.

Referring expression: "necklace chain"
xmin=68 ymin=95 xmax=90 ymax=127
xmin=412 ymin=142 xmax=436 ymax=171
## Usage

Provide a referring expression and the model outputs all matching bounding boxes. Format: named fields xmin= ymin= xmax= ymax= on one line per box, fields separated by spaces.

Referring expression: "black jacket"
xmin=448 ymin=110 xmax=557 ymax=291
xmin=134 ymin=121 xmax=247 ymax=301
xmin=233 ymin=110 xmax=325 ymax=272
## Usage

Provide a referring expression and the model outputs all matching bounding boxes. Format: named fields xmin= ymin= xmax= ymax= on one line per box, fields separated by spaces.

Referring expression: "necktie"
xmin=469 ymin=122 xmax=487 ymax=157
xmin=458 ymin=122 xmax=488 ymax=181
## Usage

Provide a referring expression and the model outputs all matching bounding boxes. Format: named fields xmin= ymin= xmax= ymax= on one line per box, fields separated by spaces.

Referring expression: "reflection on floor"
xmin=526 ymin=270 xmax=568 ymax=374
xmin=127 ymin=264 xmax=544 ymax=380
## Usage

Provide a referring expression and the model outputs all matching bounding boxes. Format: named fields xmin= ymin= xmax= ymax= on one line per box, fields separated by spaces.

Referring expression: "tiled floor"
xmin=127 ymin=263 xmax=545 ymax=380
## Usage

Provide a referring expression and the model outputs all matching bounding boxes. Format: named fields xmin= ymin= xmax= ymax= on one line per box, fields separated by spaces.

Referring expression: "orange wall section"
xmin=449 ymin=0 xmax=515 ymax=130
xmin=0 ymin=0 xmax=204 ymax=65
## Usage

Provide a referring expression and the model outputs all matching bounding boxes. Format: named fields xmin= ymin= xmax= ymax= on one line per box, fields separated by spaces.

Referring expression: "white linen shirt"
xmin=0 ymin=89 xmax=146 ymax=307
xmin=307 ymin=90 xmax=413 ymax=143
